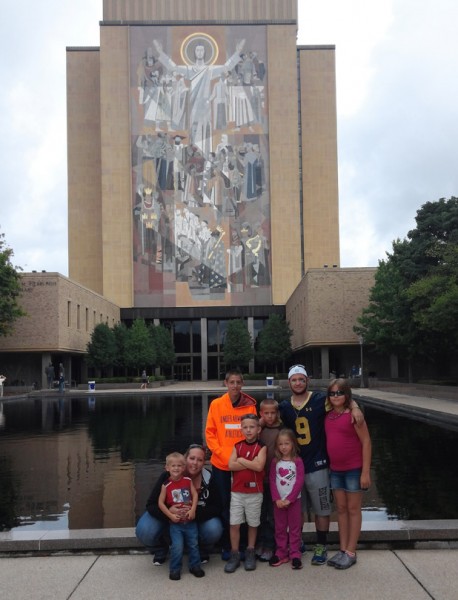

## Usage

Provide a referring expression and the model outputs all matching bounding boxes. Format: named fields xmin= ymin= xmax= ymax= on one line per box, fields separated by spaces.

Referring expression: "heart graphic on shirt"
xmin=278 ymin=467 xmax=290 ymax=477
xmin=280 ymin=480 xmax=286 ymax=486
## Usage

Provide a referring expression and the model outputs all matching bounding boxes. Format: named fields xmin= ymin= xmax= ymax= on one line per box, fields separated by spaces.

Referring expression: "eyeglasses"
xmin=328 ymin=390 xmax=345 ymax=397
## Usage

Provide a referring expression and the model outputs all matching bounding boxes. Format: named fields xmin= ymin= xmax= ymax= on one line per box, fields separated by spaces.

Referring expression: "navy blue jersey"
xmin=278 ymin=391 xmax=329 ymax=473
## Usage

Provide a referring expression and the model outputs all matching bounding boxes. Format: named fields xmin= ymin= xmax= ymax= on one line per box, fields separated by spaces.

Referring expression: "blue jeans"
xmin=135 ymin=511 xmax=223 ymax=554
xmin=169 ymin=521 xmax=200 ymax=572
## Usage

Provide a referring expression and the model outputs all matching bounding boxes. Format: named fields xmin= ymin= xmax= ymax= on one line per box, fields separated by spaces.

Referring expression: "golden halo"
xmin=180 ymin=33 xmax=219 ymax=66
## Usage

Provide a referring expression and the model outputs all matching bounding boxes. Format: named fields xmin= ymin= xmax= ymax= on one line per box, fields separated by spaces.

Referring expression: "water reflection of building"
xmin=0 ymin=394 xmax=206 ymax=529
xmin=0 ymin=1 xmax=399 ymax=384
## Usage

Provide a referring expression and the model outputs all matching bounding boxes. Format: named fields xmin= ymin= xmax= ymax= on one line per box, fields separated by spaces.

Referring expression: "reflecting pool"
xmin=0 ymin=393 xmax=457 ymax=531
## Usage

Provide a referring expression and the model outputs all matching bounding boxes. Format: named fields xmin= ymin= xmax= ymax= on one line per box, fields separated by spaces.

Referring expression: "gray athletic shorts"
xmin=300 ymin=468 xmax=332 ymax=517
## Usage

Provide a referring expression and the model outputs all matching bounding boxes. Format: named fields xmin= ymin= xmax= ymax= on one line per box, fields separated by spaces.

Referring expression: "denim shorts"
xmin=330 ymin=468 xmax=363 ymax=492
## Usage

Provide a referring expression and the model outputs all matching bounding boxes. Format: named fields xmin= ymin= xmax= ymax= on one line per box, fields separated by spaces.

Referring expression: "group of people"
xmin=136 ymin=365 xmax=371 ymax=580
xmin=45 ymin=363 xmax=65 ymax=392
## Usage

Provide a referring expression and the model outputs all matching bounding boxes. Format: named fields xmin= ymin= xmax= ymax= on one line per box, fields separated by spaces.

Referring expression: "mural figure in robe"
xmin=152 ymin=37 xmax=245 ymax=156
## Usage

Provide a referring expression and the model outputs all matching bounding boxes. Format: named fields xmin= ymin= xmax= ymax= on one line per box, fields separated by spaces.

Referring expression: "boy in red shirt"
xmin=158 ymin=452 xmax=205 ymax=581
xmin=224 ymin=414 xmax=267 ymax=573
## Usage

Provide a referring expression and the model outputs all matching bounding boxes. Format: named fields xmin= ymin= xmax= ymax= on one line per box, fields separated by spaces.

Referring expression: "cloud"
xmin=1 ymin=0 xmax=457 ymax=276
xmin=0 ymin=1 xmax=102 ymax=273
xmin=299 ymin=0 xmax=458 ymax=266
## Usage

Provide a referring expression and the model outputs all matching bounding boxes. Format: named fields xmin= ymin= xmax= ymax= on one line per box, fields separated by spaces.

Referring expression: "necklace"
xmin=328 ymin=409 xmax=347 ymax=420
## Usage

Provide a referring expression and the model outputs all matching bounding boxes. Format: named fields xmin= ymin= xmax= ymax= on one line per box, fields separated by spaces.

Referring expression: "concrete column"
xmin=201 ymin=318 xmax=208 ymax=381
xmin=152 ymin=319 xmax=161 ymax=376
xmin=81 ymin=359 xmax=88 ymax=385
xmin=41 ymin=353 xmax=52 ymax=389
xmin=390 ymin=354 xmax=399 ymax=379
xmin=247 ymin=317 xmax=255 ymax=375
xmin=320 ymin=347 xmax=330 ymax=380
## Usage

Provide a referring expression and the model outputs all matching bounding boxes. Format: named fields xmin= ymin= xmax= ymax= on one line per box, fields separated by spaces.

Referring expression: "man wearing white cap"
xmin=278 ymin=365 xmax=363 ymax=566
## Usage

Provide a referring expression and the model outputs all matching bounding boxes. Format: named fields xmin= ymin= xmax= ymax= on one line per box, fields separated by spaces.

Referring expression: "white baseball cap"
xmin=288 ymin=365 xmax=308 ymax=379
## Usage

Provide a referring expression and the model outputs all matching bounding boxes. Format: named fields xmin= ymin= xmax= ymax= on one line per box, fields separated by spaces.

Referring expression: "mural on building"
xmin=130 ymin=26 xmax=271 ymax=307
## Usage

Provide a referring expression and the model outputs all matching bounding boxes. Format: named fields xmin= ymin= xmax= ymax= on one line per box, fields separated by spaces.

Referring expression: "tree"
xmin=150 ymin=324 xmax=175 ymax=373
xmin=256 ymin=314 xmax=292 ymax=373
xmin=113 ymin=322 xmax=129 ymax=371
xmin=356 ymin=197 xmax=458 ymax=368
xmin=124 ymin=319 xmax=156 ymax=372
xmin=86 ymin=323 xmax=117 ymax=373
xmin=0 ymin=233 xmax=26 ymax=336
xmin=223 ymin=319 xmax=253 ymax=370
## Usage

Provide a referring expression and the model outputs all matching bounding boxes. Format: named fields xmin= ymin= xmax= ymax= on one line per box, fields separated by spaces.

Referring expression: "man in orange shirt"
xmin=205 ymin=368 xmax=257 ymax=558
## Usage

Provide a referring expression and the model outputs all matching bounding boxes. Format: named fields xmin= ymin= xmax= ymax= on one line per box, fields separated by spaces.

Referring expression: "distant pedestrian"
xmin=0 ymin=374 xmax=6 ymax=398
xmin=58 ymin=363 xmax=65 ymax=393
xmin=141 ymin=369 xmax=148 ymax=389
xmin=45 ymin=363 xmax=55 ymax=389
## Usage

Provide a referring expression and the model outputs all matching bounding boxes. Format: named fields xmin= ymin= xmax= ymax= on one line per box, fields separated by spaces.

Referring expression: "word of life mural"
xmin=130 ymin=26 xmax=271 ymax=307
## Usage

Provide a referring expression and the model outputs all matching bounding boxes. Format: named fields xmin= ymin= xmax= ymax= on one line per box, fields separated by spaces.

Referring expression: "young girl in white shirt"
xmin=269 ymin=429 xmax=305 ymax=569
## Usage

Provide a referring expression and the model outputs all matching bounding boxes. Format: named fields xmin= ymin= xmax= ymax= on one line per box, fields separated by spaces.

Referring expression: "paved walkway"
xmin=1 ymin=549 xmax=457 ymax=600
xmin=1 ymin=383 xmax=457 ymax=599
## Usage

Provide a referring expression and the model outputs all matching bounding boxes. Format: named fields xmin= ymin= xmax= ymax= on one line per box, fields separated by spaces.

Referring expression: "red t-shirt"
xmin=231 ymin=439 xmax=265 ymax=493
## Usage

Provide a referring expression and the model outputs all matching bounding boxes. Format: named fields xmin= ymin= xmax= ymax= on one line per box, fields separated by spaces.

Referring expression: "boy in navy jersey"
xmin=224 ymin=414 xmax=267 ymax=573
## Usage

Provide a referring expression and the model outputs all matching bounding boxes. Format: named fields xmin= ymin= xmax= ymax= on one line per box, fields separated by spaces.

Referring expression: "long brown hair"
xmin=327 ymin=378 xmax=352 ymax=410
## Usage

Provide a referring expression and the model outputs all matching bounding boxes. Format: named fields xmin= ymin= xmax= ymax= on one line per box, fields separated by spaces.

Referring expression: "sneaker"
xmin=291 ymin=558 xmax=303 ymax=570
xmin=327 ymin=550 xmax=346 ymax=567
xmin=153 ymin=554 xmax=167 ymax=566
xmin=189 ymin=566 xmax=206 ymax=578
xmin=224 ymin=551 xmax=241 ymax=573
xmin=311 ymin=544 xmax=327 ymax=565
xmin=269 ymin=555 xmax=289 ymax=567
xmin=169 ymin=571 xmax=180 ymax=581
xmin=335 ymin=552 xmax=357 ymax=570
xmin=200 ymin=554 xmax=209 ymax=564
xmin=244 ymin=548 xmax=256 ymax=571
xmin=259 ymin=549 xmax=273 ymax=562
xmin=300 ymin=541 xmax=307 ymax=554
xmin=221 ymin=549 xmax=231 ymax=561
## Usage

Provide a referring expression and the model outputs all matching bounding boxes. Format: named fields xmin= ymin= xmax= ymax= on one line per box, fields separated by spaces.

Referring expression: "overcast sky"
xmin=1 ymin=0 xmax=457 ymax=274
